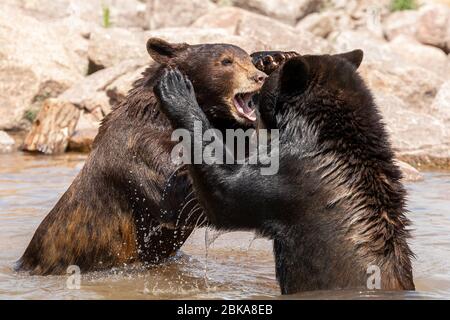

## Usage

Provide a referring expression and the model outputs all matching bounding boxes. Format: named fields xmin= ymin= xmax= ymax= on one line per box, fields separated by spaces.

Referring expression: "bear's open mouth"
xmin=233 ymin=92 xmax=257 ymax=122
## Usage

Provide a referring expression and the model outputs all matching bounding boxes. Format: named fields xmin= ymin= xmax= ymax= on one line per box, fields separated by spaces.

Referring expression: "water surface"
xmin=0 ymin=152 xmax=449 ymax=299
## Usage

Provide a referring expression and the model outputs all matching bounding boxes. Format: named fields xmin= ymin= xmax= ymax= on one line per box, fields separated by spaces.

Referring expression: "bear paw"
xmin=154 ymin=67 xmax=200 ymax=127
xmin=251 ymin=51 xmax=299 ymax=75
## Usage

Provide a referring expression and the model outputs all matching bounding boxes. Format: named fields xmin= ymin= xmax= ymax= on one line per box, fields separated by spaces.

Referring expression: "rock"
xmin=415 ymin=4 xmax=450 ymax=53
xmin=48 ymin=16 xmax=94 ymax=75
xmin=296 ymin=11 xmax=338 ymax=38
xmin=146 ymin=0 xmax=216 ymax=29
xmin=335 ymin=0 xmax=390 ymax=19
xmin=333 ymin=33 xmax=446 ymax=105
xmin=296 ymin=1 xmax=392 ymax=38
xmin=68 ymin=112 xmax=100 ymax=153
xmin=398 ymin=147 xmax=450 ymax=170
xmin=388 ymin=35 xmax=449 ymax=75
xmin=109 ymin=0 xmax=147 ymax=29
xmin=22 ymin=99 xmax=81 ymax=154
xmin=0 ymin=130 xmax=16 ymax=153
xmin=395 ymin=160 xmax=424 ymax=182
xmin=231 ymin=0 xmax=322 ymax=25
xmin=146 ymin=27 xmax=267 ymax=54
xmin=333 ymin=30 xmax=450 ymax=168
xmin=374 ymin=93 xmax=450 ymax=168
xmin=383 ymin=10 xmax=419 ymax=41
xmin=360 ymin=61 xmax=445 ymax=113
xmin=0 ymin=5 xmax=83 ymax=131
xmin=88 ymin=28 xmax=151 ymax=69
xmin=20 ymin=59 xmax=146 ymax=155
xmin=320 ymin=0 xmax=391 ymax=35
xmin=105 ymin=65 xmax=149 ymax=109
xmin=331 ymin=30 xmax=397 ymax=63
xmin=35 ymin=60 xmax=148 ymax=153
xmin=376 ymin=93 xmax=446 ymax=152
xmin=68 ymin=65 xmax=147 ymax=153
xmin=431 ymin=80 xmax=450 ymax=123
xmin=193 ymin=7 xmax=331 ymax=53
xmin=383 ymin=4 xmax=450 ymax=54
xmin=59 ymin=59 xmax=147 ymax=116
xmin=4 ymin=0 xmax=147 ymax=29
xmin=68 ymin=129 xmax=99 ymax=153
xmin=88 ymin=26 xmax=270 ymax=69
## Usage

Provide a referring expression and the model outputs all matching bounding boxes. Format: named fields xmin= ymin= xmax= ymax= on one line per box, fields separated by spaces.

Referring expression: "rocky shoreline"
xmin=1 ymin=0 xmax=449 ymax=177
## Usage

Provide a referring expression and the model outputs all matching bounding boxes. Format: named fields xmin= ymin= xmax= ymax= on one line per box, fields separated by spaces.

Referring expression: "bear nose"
xmin=252 ymin=72 xmax=267 ymax=84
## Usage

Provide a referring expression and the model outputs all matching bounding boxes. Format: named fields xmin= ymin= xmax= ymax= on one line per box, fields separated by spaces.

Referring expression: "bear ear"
xmin=146 ymin=38 xmax=190 ymax=64
xmin=279 ymin=56 xmax=310 ymax=94
xmin=334 ymin=49 xmax=364 ymax=69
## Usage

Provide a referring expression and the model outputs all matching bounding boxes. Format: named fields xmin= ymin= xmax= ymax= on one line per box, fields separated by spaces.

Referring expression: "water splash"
xmin=203 ymin=227 xmax=228 ymax=290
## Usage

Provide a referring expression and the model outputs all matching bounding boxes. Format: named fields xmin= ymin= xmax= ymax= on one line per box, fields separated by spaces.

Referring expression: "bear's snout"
xmin=251 ymin=71 xmax=268 ymax=84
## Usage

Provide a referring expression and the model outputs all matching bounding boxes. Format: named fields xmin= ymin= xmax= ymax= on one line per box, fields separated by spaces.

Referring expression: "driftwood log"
xmin=22 ymin=98 xmax=80 ymax=154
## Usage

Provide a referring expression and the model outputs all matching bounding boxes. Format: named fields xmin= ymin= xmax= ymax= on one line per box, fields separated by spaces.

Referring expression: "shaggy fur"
xmin=16 ymin=39 xmax=273 ymax=275
xmin=154 ymin=50 xmax=415 ymax=294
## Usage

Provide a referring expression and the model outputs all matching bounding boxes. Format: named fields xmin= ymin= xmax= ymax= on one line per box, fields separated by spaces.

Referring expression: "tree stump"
xmin=22 ymin=98 xmax=81 ymax=154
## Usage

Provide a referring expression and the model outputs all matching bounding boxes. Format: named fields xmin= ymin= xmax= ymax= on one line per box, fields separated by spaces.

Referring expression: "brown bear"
xmin=154 ymin=50 xmax=415 ymax=294
xmin=15 ymin=38 xmax=281 ymax=275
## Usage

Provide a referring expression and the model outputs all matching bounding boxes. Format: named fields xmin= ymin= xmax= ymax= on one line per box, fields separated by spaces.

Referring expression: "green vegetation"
xmin=23 ymin=109 xmax=39 ymax=123
xmin=319 ymin=0 xmax=334 ymax=12
xmin=390 ymin=0 xmax=417 ymax=11
xmin=102 ymin=6 xmax=112 ymax=28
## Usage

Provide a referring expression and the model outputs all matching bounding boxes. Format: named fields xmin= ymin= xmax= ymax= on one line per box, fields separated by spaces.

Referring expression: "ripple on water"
xmin=0 ymin=152 xmax=449 ymax=299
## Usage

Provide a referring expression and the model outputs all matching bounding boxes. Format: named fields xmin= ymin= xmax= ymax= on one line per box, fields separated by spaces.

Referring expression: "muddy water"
xmin=0 ymin=152 xmax=449 ymax=299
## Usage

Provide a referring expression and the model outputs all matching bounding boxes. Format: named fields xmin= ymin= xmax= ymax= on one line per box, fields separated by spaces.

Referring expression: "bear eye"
xmin=221 ymin=58 xmax=233 ymax=66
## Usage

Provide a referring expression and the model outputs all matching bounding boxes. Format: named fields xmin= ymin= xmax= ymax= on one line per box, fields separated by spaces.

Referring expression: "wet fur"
xmin=154 ymin=51 xmax=415 ymax=294
xmin=17 ymin=40 xmax=273 ymax=275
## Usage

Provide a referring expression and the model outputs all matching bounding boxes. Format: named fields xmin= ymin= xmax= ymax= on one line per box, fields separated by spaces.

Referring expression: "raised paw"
xmin=154 ymin=67 xmax=199 ymax=127
xmin=154 ymin=68 xmax=196 ymax=110
xmin=251 ymin=51 xmax=299 ymax=75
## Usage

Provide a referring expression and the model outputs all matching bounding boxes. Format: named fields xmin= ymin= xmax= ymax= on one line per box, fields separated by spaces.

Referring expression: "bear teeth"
xmin=233 ymin=92 xmax=257 ymax=121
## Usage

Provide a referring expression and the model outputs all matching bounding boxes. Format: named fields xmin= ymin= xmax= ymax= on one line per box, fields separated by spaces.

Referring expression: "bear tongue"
xmin=234 ymin=94 xmax=257 ymax=122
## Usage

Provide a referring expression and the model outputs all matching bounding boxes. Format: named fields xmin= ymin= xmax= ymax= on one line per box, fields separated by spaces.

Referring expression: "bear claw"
xmin=252 ymin=51 xmax=299 ymax=75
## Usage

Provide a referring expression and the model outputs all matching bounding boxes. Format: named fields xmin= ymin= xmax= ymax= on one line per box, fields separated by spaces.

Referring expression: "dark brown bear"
xmin=155 ymin=50 xmax=415 ymax=294
xmin=16 ymin=38 xmax=275 ymax=275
